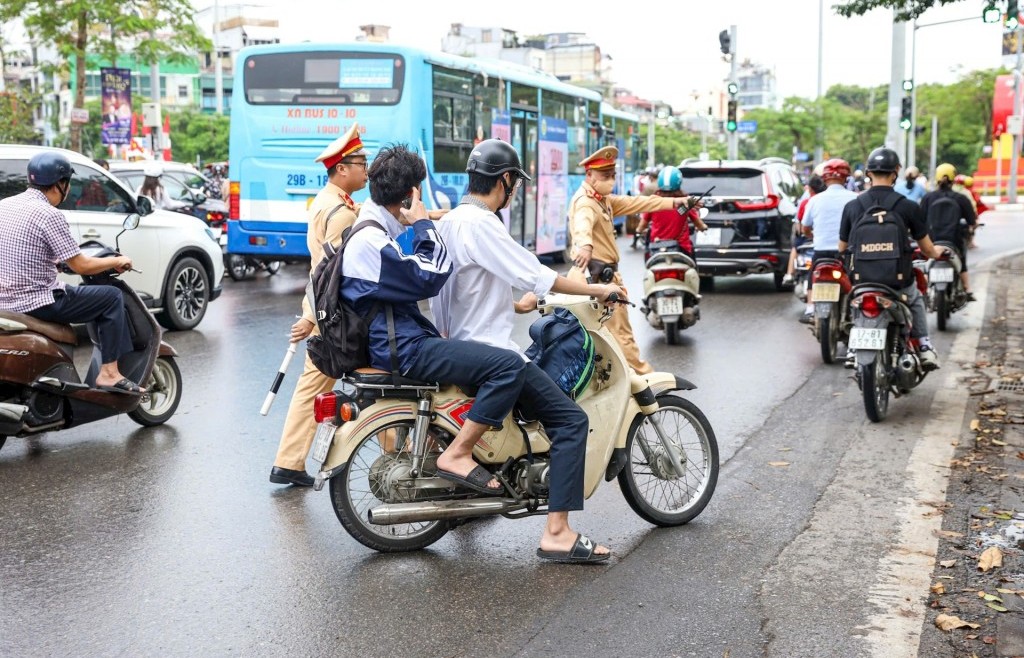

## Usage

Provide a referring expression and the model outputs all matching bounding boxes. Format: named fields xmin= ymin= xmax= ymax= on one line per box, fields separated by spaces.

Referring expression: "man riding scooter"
xmin=0 ymin=151 xmax=144 ymax=394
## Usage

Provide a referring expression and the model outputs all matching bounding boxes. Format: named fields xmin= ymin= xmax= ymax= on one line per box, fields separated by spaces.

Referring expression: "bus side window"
xmin=434 ymin=99 xmax=452 ymax=140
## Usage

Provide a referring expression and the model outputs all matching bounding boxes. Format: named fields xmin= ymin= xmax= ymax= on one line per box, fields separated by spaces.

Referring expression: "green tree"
xmin=833 ymin=0 xmax=965 ymax=20
xmin=167 ymin=109 xmax=229 ymax=164
xmin=0 ymin=0 xmax=210 ymax=154
xmin=640 ymin=123 xmax=726 ymax=166
xmin=0 ymin=89 xmax=42 ymax=143
xmin=914 ymin=68 xmax=1003 ymax=173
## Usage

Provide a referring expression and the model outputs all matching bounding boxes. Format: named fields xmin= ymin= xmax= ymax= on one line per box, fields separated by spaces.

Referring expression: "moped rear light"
xmin=206 ymin=210 xmax=225 ymax=222
xmin=314 ymin=393 xmax=358 ymax=423
xmin=229 ymin=181 xmax=240 ymax=220
xmin=855 ymin=293 xmax=892 ymax=318
xmin=653 ymin=268 xmax=687 ymax=281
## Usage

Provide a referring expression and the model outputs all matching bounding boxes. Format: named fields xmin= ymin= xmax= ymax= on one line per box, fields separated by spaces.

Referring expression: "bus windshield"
xmin=243 ymin=51 xmax=405 ymax=105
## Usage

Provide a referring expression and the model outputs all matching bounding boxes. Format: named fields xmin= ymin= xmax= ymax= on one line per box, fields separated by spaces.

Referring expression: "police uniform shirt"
xmin=300 ymin=183 xmax=358 ymax=323
xmin=568 ymin=181 xmax=675 ymax=263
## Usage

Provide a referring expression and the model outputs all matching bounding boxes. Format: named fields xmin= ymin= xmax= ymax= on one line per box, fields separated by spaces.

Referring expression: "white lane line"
xmin=859 ymin=272 xmax=988 ymax=657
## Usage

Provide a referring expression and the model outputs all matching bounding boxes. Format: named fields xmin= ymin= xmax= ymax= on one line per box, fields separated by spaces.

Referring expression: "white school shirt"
xmin=429 ymin=197 xmax=558 ymax=353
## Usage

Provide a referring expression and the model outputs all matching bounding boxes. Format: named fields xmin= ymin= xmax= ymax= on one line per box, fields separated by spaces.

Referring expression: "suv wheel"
xmin=157 ymin=256 xmax=210 ymax=331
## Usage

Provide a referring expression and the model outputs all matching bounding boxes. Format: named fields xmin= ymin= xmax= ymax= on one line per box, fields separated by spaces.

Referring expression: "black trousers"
xmin=29 ymin=285 xmax=134 ymax=364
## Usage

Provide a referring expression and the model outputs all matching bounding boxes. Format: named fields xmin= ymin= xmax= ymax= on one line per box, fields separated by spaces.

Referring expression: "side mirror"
xmin=698 ymin=207 xmax=710 ymax=220
xmin=122 ymin=213 xmax=141 ymax=230
xmin=192 ymin=191 xmax=207 ymax=205
xmin=136 ymin=195 xmax=154 ymax=216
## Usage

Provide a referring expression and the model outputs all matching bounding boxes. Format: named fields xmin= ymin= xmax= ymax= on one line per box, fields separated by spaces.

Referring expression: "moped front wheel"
xmin=860 ymin=355 xmax=889 ymax=422
xmin=618 ymin=394 xmax=718 ymax=527
xmin=331 ymin=419 xmax=452 ymax=553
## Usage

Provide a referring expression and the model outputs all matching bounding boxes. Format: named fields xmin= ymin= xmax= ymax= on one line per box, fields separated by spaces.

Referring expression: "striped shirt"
xmin=0 ymin=189 xmax=81 ymax=312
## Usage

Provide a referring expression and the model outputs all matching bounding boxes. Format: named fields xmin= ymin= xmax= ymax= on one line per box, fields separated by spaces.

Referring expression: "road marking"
xmin=858 ymin=273 xmax=988 ymax=657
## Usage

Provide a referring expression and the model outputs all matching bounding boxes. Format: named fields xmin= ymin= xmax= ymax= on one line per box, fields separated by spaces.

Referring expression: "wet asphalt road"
xmin=2 ymin=218 xmax=1022 ymax=657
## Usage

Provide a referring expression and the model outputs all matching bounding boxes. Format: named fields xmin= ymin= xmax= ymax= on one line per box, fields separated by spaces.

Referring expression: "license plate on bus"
xmin=930 ymin=266 xmax=955 ymax=283
xmin=656 ymin=296 xmax=683 ymax=317
xmin=811 ymin=283 xmax=840 ymax=303
xmin=696 ymin=228 xmax=721 ymax=246
xmin=848 ymin=327 xmax=886 ymax=350
xmin=310 ymin=421 xmax=337 ymax=464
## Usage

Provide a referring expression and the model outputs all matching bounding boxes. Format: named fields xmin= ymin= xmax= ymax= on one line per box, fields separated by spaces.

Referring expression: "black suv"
xmin=679 ymin=157 xmax=802 ymax=290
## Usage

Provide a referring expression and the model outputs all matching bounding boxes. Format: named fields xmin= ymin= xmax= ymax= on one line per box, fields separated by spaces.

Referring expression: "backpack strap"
xmin=384 ymin=304 xmax=401 ymax=379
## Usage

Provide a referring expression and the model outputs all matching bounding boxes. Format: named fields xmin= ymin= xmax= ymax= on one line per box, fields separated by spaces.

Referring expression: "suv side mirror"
xmin=697 ymin=207 xmax=710 ymax=220
xmin=192 ymin=191 xmax=207 ymax=205
xmin=136 ymin=195 xmax=154 ymax=215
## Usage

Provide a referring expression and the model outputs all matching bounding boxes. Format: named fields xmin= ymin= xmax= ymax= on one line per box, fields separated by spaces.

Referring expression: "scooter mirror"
xmin=697 ymin=207 xmax=710 ymax=220
xmin=123 ymin=214 xmax=141 ymax=231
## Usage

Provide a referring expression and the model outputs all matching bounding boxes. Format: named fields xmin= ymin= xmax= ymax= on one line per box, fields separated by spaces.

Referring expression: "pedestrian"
xmin=566 ymin=145 xmax=698 ymax=374
xmin=269 ymin=123 xmax=369 ymax=487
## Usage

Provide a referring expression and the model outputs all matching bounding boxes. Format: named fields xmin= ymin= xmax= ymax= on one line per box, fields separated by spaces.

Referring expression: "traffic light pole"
xmin=728 ymin=24 xmax=738 ymax=160
xmin=1010 ymin=23 xmax=1023 ymax=204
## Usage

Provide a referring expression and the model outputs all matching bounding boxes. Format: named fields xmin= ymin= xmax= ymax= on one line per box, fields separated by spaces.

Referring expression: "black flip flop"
xmin=436 ymin=465 xmax=502 ymax=496
xmin=536 ymin=533 xmax=610 ymax=564
xmin=98 ymin=377 xmax=144 ymax=395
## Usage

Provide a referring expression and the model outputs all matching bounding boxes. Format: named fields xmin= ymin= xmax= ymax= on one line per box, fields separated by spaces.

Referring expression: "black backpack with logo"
xmin=926 ymin=192 xmax=964 ymax=244
xmin=847 ymin=191 xmax=910 ymax=289
xmin=305 ymin=220 xmax=386 ymax=378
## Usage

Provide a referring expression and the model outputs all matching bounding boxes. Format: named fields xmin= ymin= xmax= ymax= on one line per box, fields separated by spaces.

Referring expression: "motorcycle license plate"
xmin=310 ymin=421 xmax=337 ymax=465
xmin=811 ymin=283 xmax=840 ymax=303
xmin=656 ymin=296 xmax=684 ymax=317
xmin=695 ymin=228 xmax=721 ymax=246
xmin=848 ymin=327 xmax=886 ymax=350
xmin=930 ymin=267 xmax=955 ymax=283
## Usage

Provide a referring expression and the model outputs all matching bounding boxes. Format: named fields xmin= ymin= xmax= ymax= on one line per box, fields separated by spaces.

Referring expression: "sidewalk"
xmin=928 ymin=251 xmax=1024 ymax=657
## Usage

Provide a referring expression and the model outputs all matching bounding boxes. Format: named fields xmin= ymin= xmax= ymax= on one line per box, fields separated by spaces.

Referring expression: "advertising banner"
xmin=100 ymin=67 xmax=132 ymax=146
xmin=537 ymin=117 xmax=568 ymax=255
xmin=993 ymin=74 xmax=1015 ymax=138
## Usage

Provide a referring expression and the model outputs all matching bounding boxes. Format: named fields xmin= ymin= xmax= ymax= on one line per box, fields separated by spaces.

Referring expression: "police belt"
xmin=587 ymin=258 xmax=618 ymax=283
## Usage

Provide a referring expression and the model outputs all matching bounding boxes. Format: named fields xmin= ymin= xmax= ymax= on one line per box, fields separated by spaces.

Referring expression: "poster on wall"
xmin=537 ymin=117 xmax=568 ymax=255
xmin=492 ymin=110 xmax=512 ymax=229
xmin=100 ymin=67 xmax=132 ymax=146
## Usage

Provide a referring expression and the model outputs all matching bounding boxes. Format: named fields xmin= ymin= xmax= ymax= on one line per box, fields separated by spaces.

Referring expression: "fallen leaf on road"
xmin=940 ymin=560 xmax=957 ymax=568
xmin=978 ymin=547 xmax=1004 ymax=572
xmin=971 ymin=419 xmax=981 ymax=431
xmin=986 ymin=602 xmax=1008 ymax=612
xmin=777 ymin=447 xmax=792 ymax=452
xmin=768 ymin=461 xmax=790 ymax=467
xmin=935 ymin=614 xmax=980 ymax=631
xmin=979 ymin=593 xmax=1004 ymax=603
xmin=992 ymin=439 xmax=1008 ymax=446
xmin=983 ymin=636 xmax=997 ymax=644
xmin=931 ymin=582 xmax=946 ymax=594
xmin=934 ymin=530 xmax=965 ymax=539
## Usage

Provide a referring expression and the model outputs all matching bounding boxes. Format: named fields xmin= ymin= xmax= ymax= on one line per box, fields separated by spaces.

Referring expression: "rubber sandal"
xmin=98 ymin=377 xmax=144 ymax=395
xmin=536 ymin=533 xmax=610 ymax=564
xmin=436 ymin=465 xmax=502 ymax=496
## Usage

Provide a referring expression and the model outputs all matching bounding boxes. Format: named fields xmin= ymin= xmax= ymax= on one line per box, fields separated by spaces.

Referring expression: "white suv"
xmin=0 ymin=145 xmax=224 ymax=330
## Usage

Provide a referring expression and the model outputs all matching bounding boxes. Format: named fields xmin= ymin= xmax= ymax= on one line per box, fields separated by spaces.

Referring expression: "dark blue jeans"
xmin=517 ymin=362 xmax=588 ymax=512
xmin=29 ymin=285 xmax=133 ymax=364
xmin=406 ymin=337 xmax=526 ymax=428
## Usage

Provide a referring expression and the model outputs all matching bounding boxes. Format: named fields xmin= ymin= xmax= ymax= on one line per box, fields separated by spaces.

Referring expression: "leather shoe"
xmin=270 ymin=466 xmax=314 ymax=487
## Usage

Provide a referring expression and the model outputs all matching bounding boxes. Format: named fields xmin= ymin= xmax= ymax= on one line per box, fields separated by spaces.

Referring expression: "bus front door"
xmin=510 ymin=112 xmax=537 ymax=250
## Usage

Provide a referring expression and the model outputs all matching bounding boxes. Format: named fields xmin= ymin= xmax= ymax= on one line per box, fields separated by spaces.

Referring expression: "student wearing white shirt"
xmin=429 ymin=139 xmax=624 ymax=563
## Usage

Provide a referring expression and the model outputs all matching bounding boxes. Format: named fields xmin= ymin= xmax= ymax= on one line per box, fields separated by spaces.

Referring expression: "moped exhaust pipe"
xmin=0 ymin=401 xmax=27 ymax=434
xmin=898 ymin=354 xmax=918 ymax=373
xmin=367 ymin=498 xmax=527 ymax=525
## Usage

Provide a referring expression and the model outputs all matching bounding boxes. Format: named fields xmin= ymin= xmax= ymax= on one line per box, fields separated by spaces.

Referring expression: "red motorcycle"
xmin=810 ymin=257 xmax=853 ymax=364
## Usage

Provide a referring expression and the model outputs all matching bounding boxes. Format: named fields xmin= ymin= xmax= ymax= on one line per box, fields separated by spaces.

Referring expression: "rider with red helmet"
xmin=798 ymin=158 xmax=858 ymax=323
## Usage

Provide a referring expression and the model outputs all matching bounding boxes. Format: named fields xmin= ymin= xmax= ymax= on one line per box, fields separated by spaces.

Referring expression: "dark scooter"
xmin=0 ymin=215 xmax=182 ymax=452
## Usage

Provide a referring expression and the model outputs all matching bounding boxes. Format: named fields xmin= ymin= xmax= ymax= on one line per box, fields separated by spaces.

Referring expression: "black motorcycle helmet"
xmin=28 ymin=151 xmax=75 ymax=187
xmin=865 ymin=147 xmax=901 ymax=173
xmin=466 ymin=139 xmax=531 ymax=181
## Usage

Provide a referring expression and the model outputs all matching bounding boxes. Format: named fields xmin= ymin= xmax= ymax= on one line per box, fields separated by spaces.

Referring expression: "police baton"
xmin=259 ymin=342 xmax=298 ymax=416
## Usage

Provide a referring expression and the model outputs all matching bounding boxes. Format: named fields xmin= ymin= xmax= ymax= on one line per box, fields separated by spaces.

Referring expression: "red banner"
xmin=993 ymin=74 xmax=1016 ymax=138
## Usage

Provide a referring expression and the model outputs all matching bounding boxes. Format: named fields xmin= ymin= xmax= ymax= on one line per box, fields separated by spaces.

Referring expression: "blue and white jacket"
xmin=340 ymin=199 xmax=451 ymax=373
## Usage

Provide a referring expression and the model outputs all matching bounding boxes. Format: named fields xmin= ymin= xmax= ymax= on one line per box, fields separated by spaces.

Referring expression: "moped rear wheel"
xmin=860 ymin=355 xmax=890 ymax=422
xmin=935 ymin=289 xmax=948 ymax=331
xmin=664 ymin=320 xmax=679 ymax=345
xmin=618 ymin=395 xmax=718 ymax=527
xmin=128 ymin=356 xmax=182 ymax=426
xmin=819 ymin=316 xmax=838 ymax=364
xmin=331 ymin=420 xmax=452 ymax=553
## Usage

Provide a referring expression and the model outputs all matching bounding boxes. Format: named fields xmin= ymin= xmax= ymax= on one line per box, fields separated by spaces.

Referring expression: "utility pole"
xmin=214 ymin=0 xmax=223 ymax=115
xmin=928 ymin=115 xmax=938 ymax=180
xmin=908 ymin=19 xmax=917 ymax=170
xmin=1010 ymin=21 xmax=1023 ymax=204
xmin=728 ymin=24 xmax=738 ymax=160
xmin=647 ymin=114 xmax=655 ymax=169
xmin=814 ymin=0 xmax=824 ymax=165
xmin=885 ymin=14 xmax=907 ymax=160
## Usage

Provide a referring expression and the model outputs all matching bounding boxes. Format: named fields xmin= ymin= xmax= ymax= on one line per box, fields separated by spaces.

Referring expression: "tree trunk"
xmin=69 ymin=10 xmax=88 ymax=153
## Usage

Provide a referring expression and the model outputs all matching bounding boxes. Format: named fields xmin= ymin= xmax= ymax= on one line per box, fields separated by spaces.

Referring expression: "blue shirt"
xmin=802 ymin=184 xmax=857 ymax=252
xmin=894 ymin=178 xmax=926 ymax=202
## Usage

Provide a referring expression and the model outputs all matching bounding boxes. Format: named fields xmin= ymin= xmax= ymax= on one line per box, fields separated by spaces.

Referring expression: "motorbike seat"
xmin=345 ymin=367 xmax=438 ymax=390
xmin=645 ymin=251 xmax=697 ymax=270
xmin=648 ymin=239 xmax=682 ymax=253
xmin=0 ymin=310 xmax=77 ymax=345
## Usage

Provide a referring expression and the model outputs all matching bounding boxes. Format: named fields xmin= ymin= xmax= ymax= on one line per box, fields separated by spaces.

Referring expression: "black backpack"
xmin=847 ymin=191 xmax=911 ymax=289
xmin=524 ymin=308 xmax=596 ymax=400
xmin=305 ymin=220 xmax=386 ymax=378
xmin=926 ymin=193 xmax=964 ymax=244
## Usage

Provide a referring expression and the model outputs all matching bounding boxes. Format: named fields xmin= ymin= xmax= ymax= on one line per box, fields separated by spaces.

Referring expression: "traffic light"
xmin=727 ymin=82 xmax=739 ymax=96
xmin=1009 ymin=0 xmax=1020 ymax=29
xmin=726 ymin=99 xmax=738 ymax=132
xmin=719 ymin=29 xmax=731 ymax=55
xmin=900 ymin=96 xmax=912 ymax=131
xmin=984 ymin=2 xmax=1001 ymax=23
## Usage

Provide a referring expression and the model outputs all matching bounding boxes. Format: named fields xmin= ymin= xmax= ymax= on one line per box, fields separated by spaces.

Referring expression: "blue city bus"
xmin=226 ymin=42 xmax=643 ymax=261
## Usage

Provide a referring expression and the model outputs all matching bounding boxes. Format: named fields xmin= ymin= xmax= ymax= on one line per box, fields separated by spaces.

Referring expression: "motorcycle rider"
xmin=0 ymin=151 xmax=143 ymax=393
xmin=895 ymin=165 xmax=927 ymax=203
xmin=837 ymin=147 xmax=944 ymax=370
xmin=798 ymin=159 xmax=857 ymax=323
xmin=429 ymin=138 xmax=623 ymax=562
xmin=782 ymin=173 xmax=826 ymax=287
xmin=921 ymin=163 xmax=977 ymax=303
xmin=269 ymin=124 xmax=369 ymax=487
xmin=567 ymin=145 xmax=698 ymax=374
xmin=961 ymin=176 xmax=987 ymax=248
xmin=634 ymin=165 xmax=708 ymax=259
xmin=341 ymin=144 xmax=529 ymax=498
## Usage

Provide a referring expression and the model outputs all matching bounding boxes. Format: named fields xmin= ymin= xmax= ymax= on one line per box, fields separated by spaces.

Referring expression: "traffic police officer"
xmin=567 ymin=146 xmax=696 ymax=374
xmin=270 ymin=123 xmax=368 ymax=486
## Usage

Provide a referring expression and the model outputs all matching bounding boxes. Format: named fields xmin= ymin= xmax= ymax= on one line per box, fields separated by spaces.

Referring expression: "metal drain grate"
xmin=997 ymin=381 xmax=1024 ymax=393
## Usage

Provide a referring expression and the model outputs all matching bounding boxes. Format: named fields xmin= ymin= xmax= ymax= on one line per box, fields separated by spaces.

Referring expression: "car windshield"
xmin=680 ymin=169 xmax=764 ymax=198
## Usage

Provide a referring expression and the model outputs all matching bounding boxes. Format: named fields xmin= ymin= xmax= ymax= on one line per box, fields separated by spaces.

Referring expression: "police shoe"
xmin=918 ymin=347 xmax=940 ymax=372
xmin=270 ymin=466 xmax=315 ymax=487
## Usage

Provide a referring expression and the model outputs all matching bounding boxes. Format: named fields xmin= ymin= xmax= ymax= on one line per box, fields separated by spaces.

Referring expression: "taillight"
xmin=758 ymin=254 xmax=779 ymax=264
xmin=854 ymin=293 xmax=892 ymax=318
xmin=229 ymin=181 xmax=240 ymax=220
xmin=734 ymin=194 xmax=780 ymax=212
xmin=653 ymin=268 xmax=687 ymax=281
xmin=314 ymin=392 xmax=359 ymax=423
xmin=206 ymin=210 xmax=225 ymax=222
